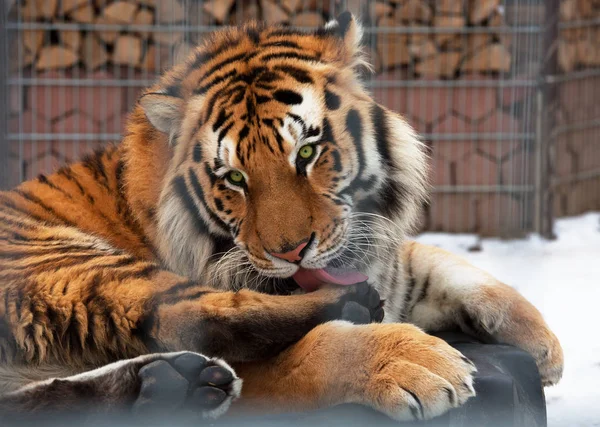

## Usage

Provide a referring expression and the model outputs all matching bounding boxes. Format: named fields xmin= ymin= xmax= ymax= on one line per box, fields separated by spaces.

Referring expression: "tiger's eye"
xmin=298 ymin=145 xmax=314 ymax=159
xmin=227 ymin=170 xmax=245 ymax=185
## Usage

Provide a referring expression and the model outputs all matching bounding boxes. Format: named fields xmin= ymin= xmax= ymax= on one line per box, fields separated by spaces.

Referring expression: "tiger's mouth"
xmin=292 ymin=266 xmax=368 ymax=293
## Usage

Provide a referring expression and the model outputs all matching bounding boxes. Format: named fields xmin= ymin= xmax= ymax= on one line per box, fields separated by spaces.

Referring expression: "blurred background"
xmin=1 ymin=0 xmax=599 ymax=239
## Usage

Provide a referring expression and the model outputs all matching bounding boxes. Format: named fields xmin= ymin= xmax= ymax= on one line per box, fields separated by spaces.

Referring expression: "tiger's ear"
xmin=139 ymin=92 xmax=184 ymax=145
xmin=325 ymin=11 xmax=364 ymax=64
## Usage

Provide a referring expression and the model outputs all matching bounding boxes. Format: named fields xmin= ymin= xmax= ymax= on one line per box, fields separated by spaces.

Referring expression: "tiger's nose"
xmin=270 ymin=241 xmax=308 ymax=263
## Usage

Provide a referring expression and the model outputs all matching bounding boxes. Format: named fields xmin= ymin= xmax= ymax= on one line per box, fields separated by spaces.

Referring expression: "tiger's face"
xmin=139 ymin=14 xmax=428 ymax=290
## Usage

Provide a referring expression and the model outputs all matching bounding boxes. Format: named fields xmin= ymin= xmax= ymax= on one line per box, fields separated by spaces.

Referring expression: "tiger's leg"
xmin=233 ymin=321 xmax=477 ymax=421
xmin=0 ymin=224 xmax=383 ymax=369
xmin=400 ymin=241 xmax=563 ymax=386
xmin=0 ymin=351 xmax=241 ymax=422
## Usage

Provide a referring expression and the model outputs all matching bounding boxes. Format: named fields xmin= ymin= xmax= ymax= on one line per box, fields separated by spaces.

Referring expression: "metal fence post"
xmin=538 ymin=0 xmax=560 ymax=239
xmin=0 ymin=1 xmax=9 ymax=190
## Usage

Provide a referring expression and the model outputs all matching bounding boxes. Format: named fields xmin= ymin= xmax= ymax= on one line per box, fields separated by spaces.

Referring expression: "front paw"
xmin=358 ymin=324 xmax=476 ymax=421
xmin=461 ymin=285 xmax=564 ymax=386
xmin=315 ymin=282 xmax=384 ymax=325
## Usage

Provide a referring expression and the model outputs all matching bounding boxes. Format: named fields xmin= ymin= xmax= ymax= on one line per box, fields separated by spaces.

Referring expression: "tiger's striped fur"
xmin=0 ymin=13 xmax=562 ymax=422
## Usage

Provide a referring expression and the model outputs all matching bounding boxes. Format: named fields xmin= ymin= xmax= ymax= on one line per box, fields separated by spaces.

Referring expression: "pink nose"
xmin=270 ymin=242 xmax=308 ymax=263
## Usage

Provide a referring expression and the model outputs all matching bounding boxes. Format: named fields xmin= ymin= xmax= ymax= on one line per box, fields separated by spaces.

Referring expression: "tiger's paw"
xmin=133 ymin=352 xmax=242 ymax=419
xmin=357 ymin=324 xmax=476 ymax=421
xmin=315 ymin=282 xmax=384 ymax=325
xmin=459 ymin=284 xmax=564 ymax=387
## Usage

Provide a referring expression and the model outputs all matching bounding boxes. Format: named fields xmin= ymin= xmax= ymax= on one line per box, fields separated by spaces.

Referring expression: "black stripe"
xmin=193 ymin=144 xmax=203 ymax=162
xmin=371 ymin=103 xmax=394 ymax=169
xmin=187 ymin=169 xmax=229 ymax=233
xmin=81 ymin=150 xmax=111 ymax=192
xmin=218 ymin=121 xmax=235 ymax=144
xmin=194 ymin=69 xmax=237 ymax=95
xmin=204 ymin=163 xmax=217 ymax=186
xmin=324 ymin=90 xmax=341 ymax=110
xmin=273 ymin=65 xmax=313 ymax=84
xmin=13 ymin=190 xmax=75 ymax=226
xmin=321 ymin=117 xmax=336 ymax=145
xmin=57 ymin=166 xmax=87 ymax=197
xmin=273 ymin=90 xmax=303 ymax=105
xmin=346 ymin=109 xmax=364 ymax=179
xmin=378 ymin=179 xmax=408 ymax=217
xmin=213 ymin=109 xmax=232 ymax=132
xmin=198 ymin=52 xmax=247 ymax=87
xmin=261 ymin=40 xmax=302 ymax=49
xmin=239 ymin=124 xmax=250 ymax=141
xmin=173 ymin=175 xmax=209 ymax=235
xmin=161 ymin=290 xmax=211 ymax=305
xmin=260 ymin=51 xmax=318 ymax=63
xmin=330 ymin=149 xmax=343 ymax=172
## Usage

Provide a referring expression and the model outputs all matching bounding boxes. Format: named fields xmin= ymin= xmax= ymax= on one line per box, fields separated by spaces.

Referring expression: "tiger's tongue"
xmin=292 ymin=267 xmax=368 ymax=292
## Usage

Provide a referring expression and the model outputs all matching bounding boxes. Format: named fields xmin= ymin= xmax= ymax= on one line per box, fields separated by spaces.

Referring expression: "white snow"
xmin=416 ymin=212 xmax=600 ymax=427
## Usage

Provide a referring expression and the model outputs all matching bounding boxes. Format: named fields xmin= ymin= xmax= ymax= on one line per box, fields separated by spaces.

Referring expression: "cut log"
xmin=70 ymin=4 xmax=95 ymax=24
xmin=157 ymin=0 xmax=185 ymax=23
xmin=232 ymin=2 xmax=260 ymax=25
xmin=22 ymin=30 xmax=45 ymax=56
xmin=202 ymin=0 xmax=233 ymax=23
xmin=576 ymin=37 xmax=600 ymax=66
xmin=577 ymin=0 xmax=594 ymax=18
xmin=409 ymin=38 xmax=438 ymax=59
xmin=443 ymin=33 xmax=493 ymax=52
xmin=561 ymin=28 xmax=583 ymax=41
xmin=153 ymin=31 xmax=184 ymax=46
xmin=81 ymin=34 xmax=109 ymax=70
xmin=140 ymin=44 xmax=171 ymax=73
xmin=462 ymin=43 xmax=511 ymax=72
xmin=103 ymin=1 xmax=138 ymax=24
xmin=560 ymin=0 xmax=579 ymax=21
xmin=292 ymin=12 xmax=324 ymax=27
xmin=469 ymin=0 xmax=500 ymax=24
xmin=371 ymin=2 xmax=393 ymax=21
xmin=558 ymin=39 xmax=577 ymax=72
xmin=281 ymin=0 xmax=302 ymax=12
xmin=60 ymin=30 xmax=83 ymax=51
xmin=436 ymin=0 xmax=464 ymax=15
xmin=416 ymin=51 xmax=461 ymax=78
xmin=377 ymin=17 xmax=411 ymax=69
xmin=433 ymin=15 xmax=466 ymax=45
xmin=396 ymin=0 xmax=433 ymax=23
xmin=36 ymin=0 xmax=58 ymax=19
xmin=134 ymin=8 xmax=154 ymax=39
xmin=261 ymin=0 xmax=289 ymax=25
xmin=94 ymin=15 xmax=121 ymax=44
xmin=137 ymin=0 xmax=157 ymax=7
xmin=112 ymin=35 xmax=143 ymax=66
xmin=36 ymin=45 xmax=78 ymax=70
xmin=61 ymin=0 xmax=89 ymax=14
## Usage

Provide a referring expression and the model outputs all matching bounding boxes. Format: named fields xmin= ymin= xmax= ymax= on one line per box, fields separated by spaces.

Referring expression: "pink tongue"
xmin=292 ymin=268 xmax=368 ymax=292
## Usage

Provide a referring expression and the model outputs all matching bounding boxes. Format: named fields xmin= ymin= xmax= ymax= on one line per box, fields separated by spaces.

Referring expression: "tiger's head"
xmin=126 ymin=13 xmax=428 ymax=292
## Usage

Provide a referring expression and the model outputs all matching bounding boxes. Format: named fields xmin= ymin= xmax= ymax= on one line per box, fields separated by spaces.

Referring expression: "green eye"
xmin=298 ymin=145 xmax=315 ymax=160
xmin=227 ymin=170 xmax=245 ymax=185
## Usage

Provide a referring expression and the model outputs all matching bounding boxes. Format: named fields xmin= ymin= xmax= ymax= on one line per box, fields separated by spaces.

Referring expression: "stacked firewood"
xmin=558 ymin=0 xmax=600 ymax=72
xmin=9 ymin=0 xmax=515 ymax=77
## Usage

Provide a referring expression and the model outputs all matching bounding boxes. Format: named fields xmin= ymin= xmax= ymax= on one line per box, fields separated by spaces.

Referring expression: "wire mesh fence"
xmin=0 ymin=0 xmax=599 ymax=237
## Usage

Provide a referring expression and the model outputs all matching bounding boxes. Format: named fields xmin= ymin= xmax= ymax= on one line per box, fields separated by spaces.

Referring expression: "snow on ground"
xmin=416 ymin=212 xmax=600 ymax=427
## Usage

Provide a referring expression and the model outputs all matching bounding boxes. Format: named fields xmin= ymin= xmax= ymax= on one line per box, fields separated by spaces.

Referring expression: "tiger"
xmin=0 ymin=12 xmax=562 ymax=424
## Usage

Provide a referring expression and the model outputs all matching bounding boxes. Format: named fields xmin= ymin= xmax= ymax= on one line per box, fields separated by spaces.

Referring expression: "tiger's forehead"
xmin=196 ymin=63 xmax=329 ymax=170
